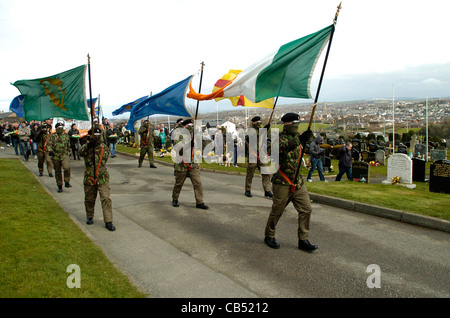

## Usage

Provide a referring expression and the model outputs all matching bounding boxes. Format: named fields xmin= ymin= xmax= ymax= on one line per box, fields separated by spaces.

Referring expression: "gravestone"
xmin=414 ymin=143 xmax=426 ymax=157
xmin=429 ymin=160 xmax=450 ymax=194
xmin=351 ymin=139 xmax=361 ymax=153
xmin=375 ymin=149 xmax=385 ymax=165
xmin=412 ymin=158 xmax=427 ymax=182
xmin=410 ymin=134 xmax=418 ymax=154
xmin=368 ymin=140 xmax=378 ymax=152
xmin=430 ymin=149 xmax=446 ymax=162
xmin=361 ymin=151 xmax=369 ymax=162
xmin=398 ymin=144 xmax=408 ymax=154
xmin=386 ymin=153 xmax=413 ymax=184
xmin=352 ymin=161 xmax=369 ymax=183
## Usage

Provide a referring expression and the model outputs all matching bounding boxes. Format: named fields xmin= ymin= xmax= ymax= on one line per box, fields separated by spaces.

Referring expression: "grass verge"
xmin=0 ymin=159 xmax=146 ymax=298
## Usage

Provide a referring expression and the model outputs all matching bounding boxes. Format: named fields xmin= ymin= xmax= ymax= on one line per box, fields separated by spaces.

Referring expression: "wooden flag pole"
xmin=194 ymin=61 xmax=205 ymax=120
xmin=291 ymin=2 xmax=342 ymax=189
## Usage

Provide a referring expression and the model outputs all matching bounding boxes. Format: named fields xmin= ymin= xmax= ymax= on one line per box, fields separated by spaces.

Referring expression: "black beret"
xmin=55 ymin=122 xmax=64 ymax=128
xmin=176 ymin=118 xmax=184 ymax=123
xmin=251 ymin=116 xmax=261 ymax=122
xmin=281 ymin=112 xmax=300 ymax=123
xmin=182 ymin=118 xmax=194 ymax=126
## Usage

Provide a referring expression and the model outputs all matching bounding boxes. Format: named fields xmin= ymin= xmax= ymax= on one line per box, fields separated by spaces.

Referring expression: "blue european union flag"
xmin=9 ymin=95 xmax=24 ymax=117
xmin=125 ymin=76 xmax=193 ymax=132
xmin=112 ymin=96 xmax=148 ymax=116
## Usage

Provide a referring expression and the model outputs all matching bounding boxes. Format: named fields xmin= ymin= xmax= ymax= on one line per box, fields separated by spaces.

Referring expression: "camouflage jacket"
xmin=272 ymin=130 xmax=304 ymax=186
xmin=173 ymin=132 xmax=199 ymax=171
xmin=36 ymin=129 xmax=52 ymax=153
xmin=138 ymin=125 xmax=154 ymax=148
xmin=80 ymin=141 xmax=110 ymax=186
xmin=48 ymin=132 xmax=70 ymax=160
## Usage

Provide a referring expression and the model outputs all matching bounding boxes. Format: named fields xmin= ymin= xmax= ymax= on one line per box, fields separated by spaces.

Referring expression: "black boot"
xmin=57 ymin=186 xmax=63 ymax=193
xmin=196 ymin=203 xmax=209 ymax=210
xmin=264 ymin=237 xmax=280 ymax=249
xmin=105 ymin=222 xmax=116 ymax=231
xmin=264 ymin=191 xmax=273 ymax=198
xmin=172 ymin=200 xmax=179 ymax=207
xmin=86 ymin=218 xmax=93 ymax=225
xmin=150 ymin=164 xmax=157 ymax=168
xmin=65 ymin=182 xmax=72 ymax=188
xmin=298 ymin=239 xmax=318 ymax=252
xmin=245 ymin=190 xmax=252 ymax=197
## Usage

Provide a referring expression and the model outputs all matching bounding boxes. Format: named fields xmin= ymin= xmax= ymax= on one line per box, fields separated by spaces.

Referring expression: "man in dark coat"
xmin=335 ymin=142 xmax=353 ymax=181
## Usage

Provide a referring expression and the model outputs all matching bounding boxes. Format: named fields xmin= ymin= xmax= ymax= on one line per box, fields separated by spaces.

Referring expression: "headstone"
xmin=386 ymin=153 xmax=413 ymax=184
xmin=368 ymin=140 xmax=378 ymax=152
xmin=410 ymin=134 xmax=418 ymax=154
xmin=414 ymin=143 xmax=426 ymax=157
xmin=352 ymin=161 xmax=369 ymax=183
xmin=375 ymin=149 xmax=385 ymax=165
xmin=368 ymin=152 xmax=376 ymax=162
xmin=412 ymin=158 xmax=427 ymax=182
xmin=398 ymin=144 xmax=408 ymax=154
xmin=361 ymin=151 xmax=369 ymax=162
xmin=429 ymin=160 xmax=450 ymax=194
xmin=430 ymin=149 xmax=446 ymax=162
xmin=351 ymin=139 xmax=361 ymax=153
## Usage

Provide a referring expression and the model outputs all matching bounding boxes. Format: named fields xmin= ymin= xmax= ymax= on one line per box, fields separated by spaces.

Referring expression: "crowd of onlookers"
xmin=1 ymin=120 xmax=42 ymax=160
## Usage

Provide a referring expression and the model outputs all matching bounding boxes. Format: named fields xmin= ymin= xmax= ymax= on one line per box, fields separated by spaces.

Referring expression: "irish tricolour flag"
xmin=187 ymin=24 xmax=334 ymax=103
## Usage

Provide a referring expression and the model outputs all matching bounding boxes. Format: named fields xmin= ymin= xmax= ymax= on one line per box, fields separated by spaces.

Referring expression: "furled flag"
xmin=187 ymin=24 xmax=334 ymax=103
xmin=212 ymin=70 xmax=274 ymax=109
xmin=87 ymin=97 xmax=98 ymax=115
xmin=9 ymin=95 xmax=25 ymax=117
xmin=112 ymin=96 xmax=147 ymax=116
xmin=125 ymin=76 xmax=193 ymax=132
xmin=11 ymin=65 xmax=89 ymax=121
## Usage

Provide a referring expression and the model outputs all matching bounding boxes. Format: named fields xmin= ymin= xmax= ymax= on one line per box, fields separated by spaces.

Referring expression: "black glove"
xmin=87 ymin=140 xmax=96 ymax=148
xmin=299 ymin=128 xmax=313 ymax=144
xmin=263 ymin=123 xmax=271 ymax=130
xmin=48 ymin=151 xmax=54 ymax=157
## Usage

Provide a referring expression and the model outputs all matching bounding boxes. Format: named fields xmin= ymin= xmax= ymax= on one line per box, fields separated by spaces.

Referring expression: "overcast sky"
xmin=1 ymin=0 xmax=449 ymax=119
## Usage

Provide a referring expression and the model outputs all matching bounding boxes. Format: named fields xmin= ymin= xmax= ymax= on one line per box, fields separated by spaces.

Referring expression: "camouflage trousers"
xmin=245 ymin=161 xmax=272 ymax=192
xmin=52 ymin=157 xmax=70 ymax=187
xmin=84 ymin=182 xmax=113 ymax=223
xmin=139 ymin=146 xmax=154 ymax=165
xmin=38 ymin=151 xmax=53 ymax=175
xmin=264 ymin=183 xmax=312 ymax=240
xmin=172 ymin=168 xmax=204 ymax=205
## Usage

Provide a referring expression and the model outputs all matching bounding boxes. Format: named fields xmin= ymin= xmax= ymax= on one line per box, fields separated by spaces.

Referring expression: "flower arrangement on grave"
xmin=391 ymin=176 xmax=401 ymax=184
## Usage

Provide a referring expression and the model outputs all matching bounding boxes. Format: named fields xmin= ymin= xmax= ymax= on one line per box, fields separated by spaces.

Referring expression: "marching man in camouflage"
xmin=36 ymin=123 xmax=54 ymax=177
xmin=264 ymin=112 xmax=318 ymax=252
xmin=48 ymin=121 xmax=71 ymax=193
xmin=79 ymin=126 xmax=115 ymax=231
xmin=171 ymin=119 xmax=208 ymax=209
xmin=138 ymin=119 xmax=157 ymax=168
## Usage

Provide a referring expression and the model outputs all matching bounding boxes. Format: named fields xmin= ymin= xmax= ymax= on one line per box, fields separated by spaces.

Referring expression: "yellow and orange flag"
xmin=188 ymin=69 xmax=274 ymax=109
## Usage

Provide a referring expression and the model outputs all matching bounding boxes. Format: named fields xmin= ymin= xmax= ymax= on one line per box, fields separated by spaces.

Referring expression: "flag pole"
xmin=87 ymin=53 xmax=97 ymax=182
xmin=267 ymin=96 xmax=279 ymax=126
xmin=194 ymin=61 xmax=205 ymax=120
xmin=292 ymin=2 xmax=341 ymax=189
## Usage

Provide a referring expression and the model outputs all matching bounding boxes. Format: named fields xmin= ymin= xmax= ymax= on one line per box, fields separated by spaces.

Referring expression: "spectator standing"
xmin=106 ymin=122 xmax=119 ymax=158
xmin=306 ymin=135 xmax=327 ymax=182
xmin=335 ymin=142 xmax=353 ymax=181
xmin=18 ymin=121 xmax=31 ymax=162
xmin=30 ymin=123 xmax=40 ymax=159
xmin=68 ymin=123 xmax=81 ymax=160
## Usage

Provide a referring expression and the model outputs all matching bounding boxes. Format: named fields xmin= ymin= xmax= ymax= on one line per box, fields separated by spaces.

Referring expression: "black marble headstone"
xmin=429 ymin=160 xmax=450 ymax=194
xmin=352 ymin=161 xmax=369 ymax=183
xmin=412 ymin=158 xmax=427 ymax=182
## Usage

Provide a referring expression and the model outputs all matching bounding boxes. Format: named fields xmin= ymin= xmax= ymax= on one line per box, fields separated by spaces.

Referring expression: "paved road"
xmin=2 ymin=146 xmax=449 ymax=298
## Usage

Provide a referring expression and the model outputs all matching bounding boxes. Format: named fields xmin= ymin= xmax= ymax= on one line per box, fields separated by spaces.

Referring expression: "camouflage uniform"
xmin=171 ymin=121 xmax=207 ymax=208
xmin=36 ymin=125 xmax=54 ymax=176
xmin=138 ymin=122 xmax=155 ymax=167
xmin=48 ymin=126 xmax=71 ymax=190
xmin=79 ymin=133 xmax=114 ymax=226
xmin=264 ymin=114 xmax=317 ymax=251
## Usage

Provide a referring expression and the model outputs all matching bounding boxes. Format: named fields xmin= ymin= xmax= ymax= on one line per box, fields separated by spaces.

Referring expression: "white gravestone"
xmin=383 ymin=153 xmax=415 ymax=188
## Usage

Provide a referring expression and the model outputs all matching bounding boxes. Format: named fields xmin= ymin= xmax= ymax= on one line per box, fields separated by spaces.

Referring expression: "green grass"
xmin=117 ymin=144 xmax=449 ymax=221
xmin=0 ymin=159 xmax=146 ymax=298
